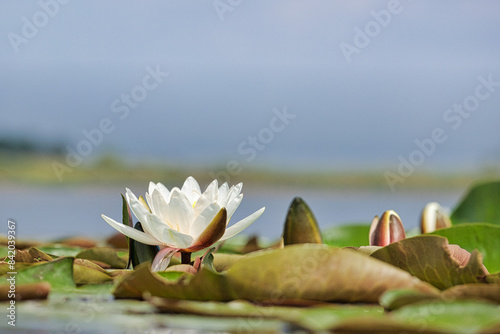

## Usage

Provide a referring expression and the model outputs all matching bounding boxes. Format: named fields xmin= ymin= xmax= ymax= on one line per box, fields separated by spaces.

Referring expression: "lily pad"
xmin=392 ymin=300 xmax=500 ymax=334
xmin=451 ymin=180 xmax=500 ymax=225
xmin=2 ymin=257 xmax=75 ymax=290
xmin=37 ymin=244 xmax=85 ymax=257
xmin=379 ymin=289 xmax=440 ymax=311
xmin=441 ymin=283 xmax=500 ymax=303
xmin=429 ymin=223 xmax=500 ymax=274
xmin=150 ymin=298 xmax=390 ymax=332
xmin=322 ymin=224 xmax=371 ymax=247
xmin=73 ymin=258 xmax=114 ymax=285
xmin=114 ymin=244 xmax=437 ymax=303
xmin=76 ymin=247 xmax=128 ymax=269
xmin=113 ymin=263 xmax=231 ymax=301
xmin=371 ymin=235 xmax=489 ymax=289
xmin=15 ymin=247 xmax=53 ymax=263
xmin=226 ymin=244 xmax=438 ymax=303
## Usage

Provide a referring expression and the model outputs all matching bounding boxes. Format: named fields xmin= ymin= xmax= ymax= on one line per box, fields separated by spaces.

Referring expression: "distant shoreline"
xmin=1 ymin=153 xmax=497 ymax=191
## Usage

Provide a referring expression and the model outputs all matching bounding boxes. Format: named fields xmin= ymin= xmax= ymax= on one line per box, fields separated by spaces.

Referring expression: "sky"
xmin=1 ymin=0 xmax=500 ymax=174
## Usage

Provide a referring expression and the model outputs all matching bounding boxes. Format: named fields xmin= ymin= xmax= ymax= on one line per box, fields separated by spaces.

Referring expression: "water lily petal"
xmin=126 ymin=189 xmax=156 ymax=237
xmin=184 ymin=208 xmax=227 ymax=252
xmin=101 ymin=214 xmax=161 ymax=245
xmin=219 ymin=207 xmax=265 ymax=242
xmin=148 ymin=182 xmax=157 ymax=198
xmin=151 ymin=247 xmax=179 ymax=272
xmin=226 ymin=193 xmax=243 ymax=222
xmin=145 ymin=192 xmax=154 ymax=213
xmin=145 ymin=213 xmax=194 ymax=248
xmin=181 ymin=176 xmax=202 ymax=205
xmin=218 ymin=182 xmax=230 ymax=204
xmin=156 ymin=182 xmax=171 ymax=203
xmin=167 ymin=188 xmax=195 ymax=234
xmin=223 ymin=183 xmax=243 ymax=207
xmin=194 ymin=179 xmax=218 ymax=215
xmin=189 ymin=203 xmax=221 ymax=238
xmin=151 ymin=189 xmax=169 ymax=222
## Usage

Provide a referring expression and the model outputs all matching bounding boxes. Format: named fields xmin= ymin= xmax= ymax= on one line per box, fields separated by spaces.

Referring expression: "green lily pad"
xmin=1 ymin=257 xmax=75 ymax=290
xmin=37 ymin=244 xmax=85 ymax=257
xmin=322 ymin=224 xmax=370 ymax=247
xmin=76 ymin=247 xmax=128 ymax=269
xmin=429 ymin=223 xmax=500 ymax=274
xmin=451 ymin=180 xmax=500 ymax=225
xmin=212 ymin=253 xmax=244 ymax=272
xmin=380 ymin=289 xmax=440 ymax=311
xmin=150 ymin=298 xmax=389 ymax=332
xmin=392 ymin=300 xmax=500 ymax=334
xmin=371 ymin=235 xmax=489 ymax=289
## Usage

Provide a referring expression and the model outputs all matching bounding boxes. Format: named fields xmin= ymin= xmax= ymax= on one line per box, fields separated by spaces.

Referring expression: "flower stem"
xmin=181 ymin=252 xmax=191 ymax=265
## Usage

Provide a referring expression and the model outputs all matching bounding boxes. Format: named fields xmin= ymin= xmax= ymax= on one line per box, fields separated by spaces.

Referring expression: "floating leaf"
xmin=226 ymin=244 xmax=438 ymax=303
xmin=73 ymin=258 xmax=113 ymax=285
xmin=322 ymin=224 xmax=370 ymax=247
xmin=379 ymin=289 xmax=439 ymax=311
xmin=371 ymin=235 xmax=489 ymax=289
xmin=150 ymin=298 xmax=389 ymax=332
xmin=115 ymin=244 xmax=438 ymax=303
xmin=2 ymin=257 xmax=75 ymax=290
xmin=392 ymin=300 xmax=500 ymax=334
xmin=487 ymin=272 xmax=500 ymax=284
xmin=113 ymin=263 xmax=231 ymax=301
xmin=429 ymin=223 xmax=500 ymax=274
xmin=212 ymin=253 xmax=244 ymax=272
xmin=283 ymin=197 xmax=322 ymax=245
xmin=14 ymin=247 xmax=53 ymax=263
xmin=442 ymin=283 xmax=500 ymax=303
xmin=76 ymin=247 xmax=127 ymax=269
xmin=451 ymin=180 xmax=500 ymax=225
xmin=36 ymin=244 xmax=84 ymax=257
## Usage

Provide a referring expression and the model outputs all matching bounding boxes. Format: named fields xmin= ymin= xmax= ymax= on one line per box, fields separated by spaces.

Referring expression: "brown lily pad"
xmin=371 ymin=235 xmax=489 ymax=289
xmin=114 ymin=244 xmax=438 ymax=303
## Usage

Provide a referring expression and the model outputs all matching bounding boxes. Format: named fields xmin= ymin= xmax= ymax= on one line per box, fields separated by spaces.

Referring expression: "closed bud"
xmin=369 ymin=210 xmax=406 ymax=246
xmin=421 ymin=202 xmax=452 ymax=233
xmin=283 ymin=197 xmax=322 ymax=245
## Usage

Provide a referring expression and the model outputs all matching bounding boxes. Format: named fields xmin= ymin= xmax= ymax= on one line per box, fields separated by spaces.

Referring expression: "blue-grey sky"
xmin=1 ymin=0 xmax=500 ymax=173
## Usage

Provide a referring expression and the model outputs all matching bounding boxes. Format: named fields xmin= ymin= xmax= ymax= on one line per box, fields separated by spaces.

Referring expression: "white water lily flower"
xmin=102 ymin=176 xmax=265 ymax=271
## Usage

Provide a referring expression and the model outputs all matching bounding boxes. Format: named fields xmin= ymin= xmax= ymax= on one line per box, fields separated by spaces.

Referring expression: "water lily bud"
xmin=421 ymin=202 xmax=452 ymax=234
xmin=283 ymin=197 xmax=323 ymax=245
xmin=369 ymin=210 xmax=406 ymax=246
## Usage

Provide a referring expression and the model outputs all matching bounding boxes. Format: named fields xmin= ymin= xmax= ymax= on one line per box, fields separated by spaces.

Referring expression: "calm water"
xmin=0 ymin=183 xmax=463 ymax=242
